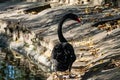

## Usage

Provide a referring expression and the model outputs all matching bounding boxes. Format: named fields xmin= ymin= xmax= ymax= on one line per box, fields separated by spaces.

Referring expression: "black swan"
xmin=51 ymin=13 xmax=80 ymax=77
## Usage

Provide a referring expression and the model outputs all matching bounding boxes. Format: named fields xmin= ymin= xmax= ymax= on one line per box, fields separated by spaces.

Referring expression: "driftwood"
xmin=92 ymin=15 xmax=120 ymax=27
xmin=0 ymin=2 xmax=120 ymax=80
xmin=81 ymin=56 xmax=120 ymax=80
xmin=23 ymin=4 xmax=51 ymax=14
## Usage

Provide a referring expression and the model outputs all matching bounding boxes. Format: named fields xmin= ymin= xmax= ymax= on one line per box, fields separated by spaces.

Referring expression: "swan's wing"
xmin=51 ymin=43 xmax=69 ymax=63
xmin=51 ymin=43 xmax=62 ymax=59
xmin=63 ymin=43 xmax=76 ymax=63
xmin=51 ymin=43 xmax=76 ymax=63
xmin=51 ymin=43 xmax=76 ymax=71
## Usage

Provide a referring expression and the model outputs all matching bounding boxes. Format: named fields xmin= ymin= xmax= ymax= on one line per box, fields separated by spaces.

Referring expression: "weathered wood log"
xmin=92 ymin=15 xmax=120 ymax=27
xmin=0 ymin=2 xmax=120 ymax=79
xmin=23 ymin=4 xmax=51 ymax=14
xmin=81 ymin=60 xmax=111 ymax=80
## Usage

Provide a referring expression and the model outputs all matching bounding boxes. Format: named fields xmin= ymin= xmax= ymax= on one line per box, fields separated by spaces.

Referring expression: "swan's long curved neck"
xmin=58 ymin=17 xmax=68 ymax=42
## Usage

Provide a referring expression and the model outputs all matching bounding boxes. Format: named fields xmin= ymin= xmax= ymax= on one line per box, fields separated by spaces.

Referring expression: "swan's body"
xmin=51 ymin=42 xmax=76 ymax=72
xmin=51 ymin=13 xmax=80 ymax=76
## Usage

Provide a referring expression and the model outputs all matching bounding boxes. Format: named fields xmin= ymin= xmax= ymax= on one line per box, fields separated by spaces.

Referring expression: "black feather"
xmin=51 ymin=13 xmax=79 ymax=72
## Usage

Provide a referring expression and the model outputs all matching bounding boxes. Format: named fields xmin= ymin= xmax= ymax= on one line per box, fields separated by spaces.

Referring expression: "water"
xmin=0 ymin=60 xmax=45 ymax=80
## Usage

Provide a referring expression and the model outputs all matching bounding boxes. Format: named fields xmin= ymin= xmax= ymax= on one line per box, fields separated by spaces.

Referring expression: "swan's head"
xmin=66 ymin=13 xmax=81 ymax=23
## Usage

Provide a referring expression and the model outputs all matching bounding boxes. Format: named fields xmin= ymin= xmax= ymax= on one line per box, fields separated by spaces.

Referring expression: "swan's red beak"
xmin=76 ymin=18 xmax=81 ymax=23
